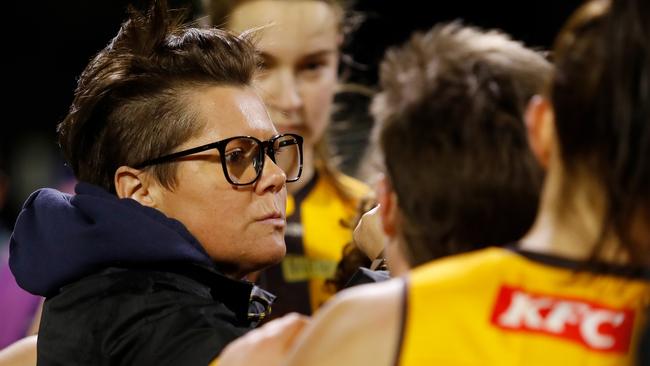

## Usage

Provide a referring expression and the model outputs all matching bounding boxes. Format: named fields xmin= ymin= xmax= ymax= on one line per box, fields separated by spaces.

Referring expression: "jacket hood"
xmin=10 ymin=182 xmax=214 ymax=297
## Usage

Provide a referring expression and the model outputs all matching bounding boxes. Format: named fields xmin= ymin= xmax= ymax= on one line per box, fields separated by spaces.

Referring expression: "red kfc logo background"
xmin=490 ymin=285 xmax=635 ymax=353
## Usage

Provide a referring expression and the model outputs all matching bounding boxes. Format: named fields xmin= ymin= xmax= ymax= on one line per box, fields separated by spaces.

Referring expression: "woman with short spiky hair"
xmin=8 ymin=0 xmax=305 ymax=364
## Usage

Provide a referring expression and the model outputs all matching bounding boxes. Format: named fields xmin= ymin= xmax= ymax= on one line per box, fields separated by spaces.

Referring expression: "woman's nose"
xmin=264 ymin=68 xmax=302 ymax=114
xmin=255 ymin=155 xmax=287 ymax=194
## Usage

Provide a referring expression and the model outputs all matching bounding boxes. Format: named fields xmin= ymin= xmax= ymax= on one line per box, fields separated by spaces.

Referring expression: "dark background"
xmin=1 ymin=0 xmax=583 ymax=228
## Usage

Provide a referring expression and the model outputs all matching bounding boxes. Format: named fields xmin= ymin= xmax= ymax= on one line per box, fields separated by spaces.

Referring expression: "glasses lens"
xmin=224 ymin=137 xmax=261 ymax=184
xmin=273 ymin=135 xmax=301 ymax=181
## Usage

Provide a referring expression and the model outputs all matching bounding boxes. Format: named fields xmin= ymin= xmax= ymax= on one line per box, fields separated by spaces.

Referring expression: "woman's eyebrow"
xmin=259 ymin=49 xmax=336 ymax=63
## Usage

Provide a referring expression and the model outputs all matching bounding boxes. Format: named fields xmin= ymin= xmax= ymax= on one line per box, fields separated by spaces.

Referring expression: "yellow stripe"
xmin=300 ymin=175 xmax=366 ymax=310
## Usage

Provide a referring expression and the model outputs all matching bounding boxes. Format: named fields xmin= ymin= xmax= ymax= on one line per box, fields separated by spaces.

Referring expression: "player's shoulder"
xmin=286 ymin=279 xmax=405 ymax=366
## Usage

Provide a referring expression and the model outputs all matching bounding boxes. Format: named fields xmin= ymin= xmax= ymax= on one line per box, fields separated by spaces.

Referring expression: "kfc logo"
xmin=490 ymin=285 xmax=634 ymax=353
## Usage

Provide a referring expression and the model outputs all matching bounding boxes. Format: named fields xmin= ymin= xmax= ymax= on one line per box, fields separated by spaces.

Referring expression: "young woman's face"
xmin=228 ymin=0 xmax=341 ymax=155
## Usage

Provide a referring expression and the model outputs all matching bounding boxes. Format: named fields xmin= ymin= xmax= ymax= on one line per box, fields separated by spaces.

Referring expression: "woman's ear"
xmin=114 ymin=166 xmax=158 ymax=207
xmin=525 ymin=95 xmax=556 ymax=169
xmin=377 ymin=175 xmax=399 ymax=238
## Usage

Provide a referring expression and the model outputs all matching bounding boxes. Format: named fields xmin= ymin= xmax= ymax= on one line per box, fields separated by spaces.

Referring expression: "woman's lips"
xmin=256 ymin=212 xmax=286 ymax=227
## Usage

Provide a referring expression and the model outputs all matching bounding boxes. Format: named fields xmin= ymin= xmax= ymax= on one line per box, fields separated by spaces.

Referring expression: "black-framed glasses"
xmin=134 ymin=133 xmax=303 ymax=186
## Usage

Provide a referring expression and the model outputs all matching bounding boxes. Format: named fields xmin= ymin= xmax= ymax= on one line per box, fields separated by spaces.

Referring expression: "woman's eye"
xmin=306 ymin=62 xmax=324 ymax=70
xmin=225 ymin=149 xmax=245 ymax=164
xmin=301 ymin=61 xmax=326 ymax=72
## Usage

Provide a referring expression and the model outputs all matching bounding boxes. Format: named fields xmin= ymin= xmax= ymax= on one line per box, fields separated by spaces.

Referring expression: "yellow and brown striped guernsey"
xmin=398 ymin=247 xmax=650 ymax=366
xmin=259 ymin=173 xmax=368 ymax=317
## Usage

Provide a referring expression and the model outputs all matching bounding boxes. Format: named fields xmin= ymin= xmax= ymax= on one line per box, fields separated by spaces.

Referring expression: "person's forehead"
xmin=229 ymin=0 xmax=339 ymax=55
xmin=186 ymin=85 xmax=276 ymax=145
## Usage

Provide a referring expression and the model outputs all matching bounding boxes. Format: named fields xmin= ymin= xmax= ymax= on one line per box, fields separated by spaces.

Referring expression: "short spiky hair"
xmin=373 ymin=23 xmax=551 ymax=266
xmin=57 ymin=0 xmax=258 ymax=192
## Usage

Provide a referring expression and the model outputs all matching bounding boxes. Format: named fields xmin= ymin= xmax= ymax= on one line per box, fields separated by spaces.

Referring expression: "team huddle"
xmin=1 ymin=0 xmax=649 ymax=365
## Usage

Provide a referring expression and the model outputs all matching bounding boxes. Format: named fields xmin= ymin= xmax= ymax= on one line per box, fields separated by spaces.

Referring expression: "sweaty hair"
xmin=373 ymin=23 xmax=551 ymax=267
xmin=57 ymin=0 xmax=258 ymax=193
xmin=551 ymin=0 xmax=650 ymax=267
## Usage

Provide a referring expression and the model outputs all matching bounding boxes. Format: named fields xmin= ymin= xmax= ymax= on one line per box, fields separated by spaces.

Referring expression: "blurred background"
xmin=1 ymin=0 xmax=582 ymax=232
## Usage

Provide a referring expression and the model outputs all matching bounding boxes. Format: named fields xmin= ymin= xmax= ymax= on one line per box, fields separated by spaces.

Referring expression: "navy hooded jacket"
xmin=10 ymin=183 xmax=273 ymax=365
